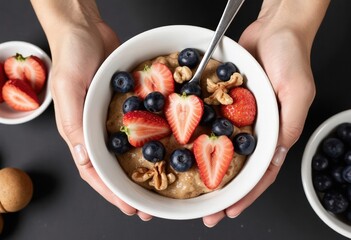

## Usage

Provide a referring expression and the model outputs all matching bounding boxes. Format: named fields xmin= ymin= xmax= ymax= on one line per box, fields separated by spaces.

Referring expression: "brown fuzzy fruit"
xmin=0 ymin=168 xmax=33 ymax=213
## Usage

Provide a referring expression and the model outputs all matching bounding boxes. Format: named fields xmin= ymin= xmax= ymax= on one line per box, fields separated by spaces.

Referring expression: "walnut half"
xmin=173 ymin=66 xmax=192 ymax=84
xmin=131 ymin=161 xmax=176 ymax=191
xmin=204 ymin=72 xmax=244 ymax=105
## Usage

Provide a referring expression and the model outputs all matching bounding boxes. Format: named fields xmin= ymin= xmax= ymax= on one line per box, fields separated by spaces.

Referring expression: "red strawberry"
xmin=193 ymin=134 xmax=234 ymax=190
xmin=0 ymin=62 xmax=7 ymax=102
xmin=165 ymin=93 xmax=204 ymax=145
xmin=121 ymin=110 xmax=171 ymax=147
xmin=133 ymin=62 xmax=174 ymax=99
xmin=2 ymin=79 xmax=40 ymax=111
xmin=4 ymin=53 xmax=47 ymax=93
xmin=221 ymin=87 xmax=256 ymax=127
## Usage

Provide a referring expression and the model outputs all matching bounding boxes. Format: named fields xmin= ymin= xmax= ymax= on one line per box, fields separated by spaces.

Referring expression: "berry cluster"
xmin=312 ymin=122 xmax=351 ymax=222
xmin=107 ymin=48 xmax=257 ymax=191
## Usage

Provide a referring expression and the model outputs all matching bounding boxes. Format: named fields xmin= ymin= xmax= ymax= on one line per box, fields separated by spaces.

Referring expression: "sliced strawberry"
xmin=4 ymin=53 xmax=47 ymax=93
xmin=0 ymin=62 xmax=7 ymax=102
xmin=121 ymin=110 xmax=171 ymax=147
xmin=193 ymin=134 xmax=234 ymax=190
xmin=2 ymin=79 xmax=40 ymax=111
xmin=132 ymin=62 xmax=174 ymax=99
xmin=165 ymin=93 xmax=204 ymax=145
xmin=221 ymin=87 xmax=256 ymax=127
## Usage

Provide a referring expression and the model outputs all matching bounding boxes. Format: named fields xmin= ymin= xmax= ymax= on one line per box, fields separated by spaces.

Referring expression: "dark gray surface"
xmin=0 ymin=0 xmax=350 ymax=239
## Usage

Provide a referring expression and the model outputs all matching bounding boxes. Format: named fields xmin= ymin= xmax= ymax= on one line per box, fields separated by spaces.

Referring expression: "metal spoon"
xmin=181 ymin=0 xmax=245 ymax=96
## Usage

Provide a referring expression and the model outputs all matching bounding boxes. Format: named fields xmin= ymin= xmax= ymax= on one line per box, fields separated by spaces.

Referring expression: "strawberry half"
xmin=221 ymin=87 xmax=257 ymax=127
xmin=0 ymin=62 xmax=7 ymax=102
xmin=193 ymin=134 xmax=234 ymax=190
xmin=133 ymin=62 xmax=174 ymax=99
xmin=4 ymin=53 xmax=47 ymax=93
xmin=121 ymin=110 xmax=171 ymax=147
xmin=2 ymin=79 xmax=40 ymax=111
xmin=165 ymin=93 xmax=204 ymax=145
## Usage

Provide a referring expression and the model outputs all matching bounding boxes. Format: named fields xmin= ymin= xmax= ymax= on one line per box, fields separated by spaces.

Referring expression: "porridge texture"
xmin=106 ymin=49 xmax=256 ymax=199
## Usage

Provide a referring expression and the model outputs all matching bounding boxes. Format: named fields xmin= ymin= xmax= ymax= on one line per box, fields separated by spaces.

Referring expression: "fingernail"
xmin=136 ymin=211 xmax=152 ymax=221
xmin=271 ymin=146 xmax=288 ymax=167
xmin=203 ymin=221 xmax=216 ymax=228
xmin=74 ymin=144 xmax=89 ymax=166
xmin=121 ymin=209 xmax=136 ymax=216
xmin=203 ymin=215 xmax=224 ymax=228
xmin=140 ymin=216 xmax=152 ymax=222
xmin=227 ymin=212 xmax=240 ymax=219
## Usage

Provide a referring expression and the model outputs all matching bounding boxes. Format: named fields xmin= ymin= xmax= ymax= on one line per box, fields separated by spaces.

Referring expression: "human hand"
xmin=203 ymin=0 xmax=330 ymax=227
xmin=30 ymin=0 xmax=152 ymax=221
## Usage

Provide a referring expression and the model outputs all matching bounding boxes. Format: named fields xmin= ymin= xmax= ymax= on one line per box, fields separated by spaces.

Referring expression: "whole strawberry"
xmin=220 ymin=87 xmax=256 ymax=127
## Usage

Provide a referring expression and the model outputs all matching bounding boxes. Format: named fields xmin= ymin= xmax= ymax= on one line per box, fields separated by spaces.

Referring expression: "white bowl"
xmin=83 ymin=25 xmax=279 ymax=220
xmin=301 ymin=109 xmax=351 ymax=238
xmin=0 ymin=41 xmax=52 ymax=125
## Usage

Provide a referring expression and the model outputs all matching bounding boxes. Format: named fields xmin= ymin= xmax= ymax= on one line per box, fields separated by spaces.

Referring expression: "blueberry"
xmin=170 ymin=148 xmax=195 ymax=172
xmin=344 ymin=151 xmax=351 ymax=165
xmin=122 ymin=96 xmax=143 ymax=113
xmin=312 ymin=153 xmax=329 ymax=171
xmin=322 ymin=190 xmax=349 ymax=214
xmin=343 ymin=165 xmax=351 ymax=183
xmin=233 ymin=132 xmax=256 ymax=155
xmin=322 ymin=137 xmax=345 ymax=159
xmin=111 ymin=71 xmax=134 ymax=93
xmin=142 ymin=140 xmax=165 ymax=163
xmin=200 ymin=104 xmax=216 ymax=125
xmin=216 ymin=62 xmax=238 ymax=81
xmin=143 ymin=91 xmax=165 ymax=113
xmin=337 ymin=122 xmax=351 ymax=145
xmin=313 ymin=174 xmax=333 ymax=192
xmin=212 ymin=117 xmax=234 ymax=137
xmin=107 ymin=132 xmax=131 ymax=154
xmin=331 ymin=166 xmax=346 ymax=184
xmin=178 ymin=48 xmax=200 ymax=69
xmin=180 ymin=82 xmax=202 ymax=97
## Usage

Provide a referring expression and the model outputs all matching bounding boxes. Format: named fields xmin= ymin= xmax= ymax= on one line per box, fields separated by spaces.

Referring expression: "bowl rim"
xmin=0 ymin=40 xmax=52 ymax=125
xmin=301 ymin=109 xmax=351 ymax=238
xmin=84 ymin=24 xmax=279 ymax=220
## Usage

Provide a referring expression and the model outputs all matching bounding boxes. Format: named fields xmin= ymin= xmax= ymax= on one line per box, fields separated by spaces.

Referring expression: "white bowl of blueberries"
xmin=302 ymin=109 xmax=351 ymax=238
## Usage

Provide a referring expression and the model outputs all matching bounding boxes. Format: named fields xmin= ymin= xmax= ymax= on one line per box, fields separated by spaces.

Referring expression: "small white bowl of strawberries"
xmin=83 ymin=25 xmax=279 ymax=220
xmin=0 ymin=41 xmax=52 ymax=125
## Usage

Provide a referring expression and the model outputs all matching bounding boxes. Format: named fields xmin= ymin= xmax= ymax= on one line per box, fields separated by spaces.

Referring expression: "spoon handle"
xmin=190 ymin=0 xmax=245 ymax=84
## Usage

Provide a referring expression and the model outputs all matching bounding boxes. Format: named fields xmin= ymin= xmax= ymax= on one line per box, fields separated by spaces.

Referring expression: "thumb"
xmin=50 ymin=72 xmax=138 ymax=215
xmin=50 ymin=72 xmax=87 ymax=164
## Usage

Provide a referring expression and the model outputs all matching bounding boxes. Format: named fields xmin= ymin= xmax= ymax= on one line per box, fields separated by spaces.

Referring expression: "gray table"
xmin=0 ymin=0 xmax=350 ymax=239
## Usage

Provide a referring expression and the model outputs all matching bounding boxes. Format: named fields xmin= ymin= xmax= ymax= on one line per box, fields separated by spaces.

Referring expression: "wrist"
xmin=30 ymin=0 xmax=102 ymax=41
xmin=259 ymin=0 xmax=330 ymax=44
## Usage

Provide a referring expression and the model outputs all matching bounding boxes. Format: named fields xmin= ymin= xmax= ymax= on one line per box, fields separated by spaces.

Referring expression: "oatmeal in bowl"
xmin=83 ymin=25 xmax=279 ymax=219
xmin=106 ymin=50 xmax=255 ymax=199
